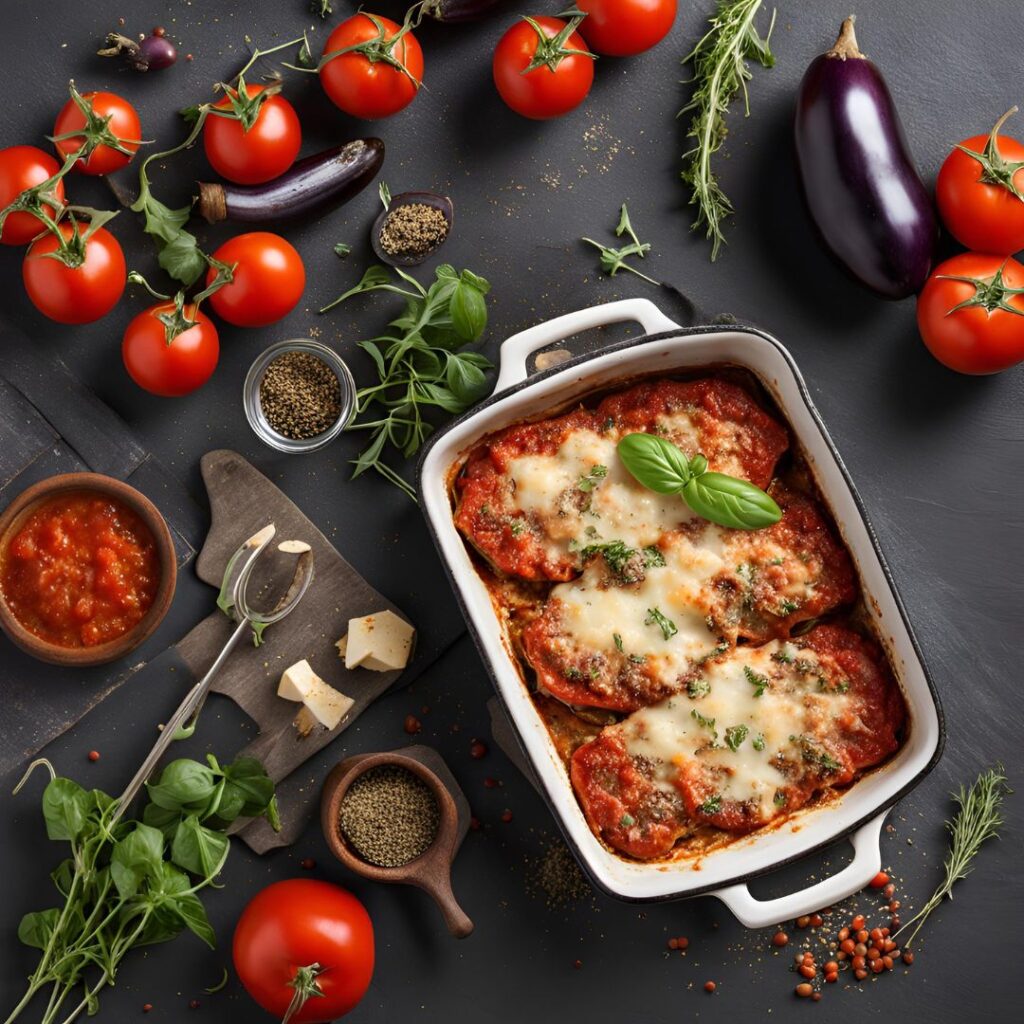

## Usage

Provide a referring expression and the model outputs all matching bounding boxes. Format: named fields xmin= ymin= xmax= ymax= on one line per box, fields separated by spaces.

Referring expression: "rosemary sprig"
xmin=679 ymin=0 xmax=776 ymax=261
xmin=895 ymin=766 xmax=1010 ymax=949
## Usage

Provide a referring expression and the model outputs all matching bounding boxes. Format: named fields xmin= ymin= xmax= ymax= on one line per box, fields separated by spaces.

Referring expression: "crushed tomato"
xmin=1 ymin=491 xmax=160 ymax=648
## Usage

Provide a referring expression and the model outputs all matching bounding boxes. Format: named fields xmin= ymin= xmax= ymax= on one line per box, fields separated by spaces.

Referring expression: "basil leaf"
xmin=681 ymin=472 xmax=781 ymax=530
xmin=18 ymin=909 xmax=60 ymax=951
xmin=146 ymin=863 xmax=216 ymax=949
xmin=142 ymin=802 xmax=183 ymax=841
xmin=446 ymin=353 xmax=488 ymax=405
xmin=42 ymin=778 xmax=90 ymax=842
xmin=171 ymin=815 xmax=230 ymax=880
xmin=110 ymin=824 xmax=165 ymax=899
xmin=450 ymin=280 xmax=488 ymax=342
xmin=221 ymin=758 xmax=275 ymax=818
xmin=617 ymin=433 xmax=691 ymax=494
xmin=146 ymin=760 xmax=217 ymax=813
xmin=156 ymin=229 xmax=206 ymax=286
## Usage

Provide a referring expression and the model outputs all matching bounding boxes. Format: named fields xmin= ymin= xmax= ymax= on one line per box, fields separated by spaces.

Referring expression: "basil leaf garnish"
xmin=682 ymin=471 xmax=781 ymax=530
xmin=616 ymin=433 xmax=691 ymax=493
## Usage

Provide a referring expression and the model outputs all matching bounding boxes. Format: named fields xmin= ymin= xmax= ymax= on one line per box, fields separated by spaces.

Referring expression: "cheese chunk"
xmin=278 ymin=659 xmax=321 ymax=702
xmin=345 ymin=610 xmax=415 ymax=671
xmin=335 ymin=635 xmax=348 ymax=659
xmin=302 ymin=679 xmax=354 ymax=730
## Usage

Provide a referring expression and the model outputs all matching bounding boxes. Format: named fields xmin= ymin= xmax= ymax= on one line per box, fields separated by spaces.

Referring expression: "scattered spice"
xmin=299 ymin=857 xmax=316 ymax=870
xmin=378 ymin=202 xmax=449 ymax=259
xmin=573 ymin=959 xmax=583 ymax=970
xmin=525 ymin=841 xmax=591 ymax=906
xmin=469 ymin=815 xmax=481 ymax=831
xmin=403 ymin=714 xmax=422 ymax=735
xmin=483 ymin=776 xmax=499 ymax=789
xmin=771 ymin=930 xmax=789 ymax=947
xmin=869 ymin=871 xmax=890 ymax=888
xmin=259 ymin=351 xmax=342 ymax=441
xmin=188 ymin=999 xmax=200 ymax=1010
xmin=500 ymin=809 xmax=513 ymax=823
xmin=87 ymin=750 xmax=100 ymax=762
xmin=338 ymin=764 xmax=439 ymax=868
xmin=469 ymin=739 xmax=488 ymax=759
xmin=704 ymin=981 xmax=716 ymax=993
xmin=142 ymin=1005 xmax=153 ymax=1014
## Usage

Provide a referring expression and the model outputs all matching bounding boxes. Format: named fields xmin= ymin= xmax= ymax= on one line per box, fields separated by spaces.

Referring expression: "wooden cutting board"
xmin=175 ymin=450 xmax=414 ymax=852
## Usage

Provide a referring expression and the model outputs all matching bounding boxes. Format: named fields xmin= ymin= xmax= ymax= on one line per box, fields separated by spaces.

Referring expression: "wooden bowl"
xmin=0 ymin=473 xmax=177 ymax=667
xmin=321 ymin=750 xmax=474 ymax=938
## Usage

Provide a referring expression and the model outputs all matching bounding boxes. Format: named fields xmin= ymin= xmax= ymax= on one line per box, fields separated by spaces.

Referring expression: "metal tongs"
xmin=113 ymin=524 xmax=314 ymax=822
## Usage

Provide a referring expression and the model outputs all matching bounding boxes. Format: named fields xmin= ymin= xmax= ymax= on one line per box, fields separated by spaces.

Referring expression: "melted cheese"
xmin=617 ymin=641 xmax=853 ymax=819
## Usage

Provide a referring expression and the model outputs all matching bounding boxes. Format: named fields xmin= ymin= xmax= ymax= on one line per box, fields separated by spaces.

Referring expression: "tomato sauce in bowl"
xmin=0 ymin=490 xmax=161 ymax=649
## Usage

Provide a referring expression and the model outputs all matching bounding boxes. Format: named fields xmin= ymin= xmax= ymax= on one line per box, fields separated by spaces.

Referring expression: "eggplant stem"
xmin=826 ymin=15 xmax=865 ymax=61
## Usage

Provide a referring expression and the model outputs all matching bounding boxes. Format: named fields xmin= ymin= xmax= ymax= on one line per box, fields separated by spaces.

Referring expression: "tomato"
xmin=206 ymin=232 xmax=305 ymax=327
xmin=203 ymin=84 xmax=301 ymax=186
xmin=53 ymin=91 xmax=141 ymax=176
xmin=936 ymin=113 xmax=1024 ymax=255
xmin=0 ymin=146 xmax=65 ymax=246
xmin=493 ymin=16 xmax=595 ymax=120
xmin=122 ymin=303 xmax=219 ymax=396
xmin=576 ymin=0 xmax=677 ymax=57
xmin=22 ymin=224 xmax=125 ymax=324
xmin=233 ymin=880 xmax=373 ymax=1024
xmin=320 ymin=14 xmax=424 ymax=120
xmin=916 ymin=253 xmax=1024 ymax=375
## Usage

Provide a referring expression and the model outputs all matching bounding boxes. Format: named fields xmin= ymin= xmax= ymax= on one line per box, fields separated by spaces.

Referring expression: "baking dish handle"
xmin=493 ymin=298 xmax=681 ymax=395
xmin=712 ymin=812 xmax=886 ymax=929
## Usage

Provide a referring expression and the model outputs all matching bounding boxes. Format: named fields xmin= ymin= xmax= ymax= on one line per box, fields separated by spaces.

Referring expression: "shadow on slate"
xmin=0 ymin=339 xmax=204 ymax=775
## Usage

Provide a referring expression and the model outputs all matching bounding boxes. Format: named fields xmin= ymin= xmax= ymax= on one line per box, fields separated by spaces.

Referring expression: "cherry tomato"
xmin=320 ymin=14 xmax=424 ymax=120
xmin=493 ymin=16 xmax=595 ymax=120
xmin=22 ymin=223 xmax=125 ymax=324
xmin=233 ymin=879 xmax=374 ymax=1024
xmin=0 ymin=146 xmax=65 ymax=246
xmin=916 ymin=253 xmax=1024 ymax=374
xmin=122 ymin=303 xmax=219 ymax=396
xmin=206 ymin=232 xmax=305 ymax=327
xmin=53 ymin=91 xmax=141 ymax=176
xmin=936 ymin=111 xmax=1024 ymax=255
xmin=203 ymin=83 xmax=301 ymax=186
xmin=576 ymin=0 xmax=678 ymax=57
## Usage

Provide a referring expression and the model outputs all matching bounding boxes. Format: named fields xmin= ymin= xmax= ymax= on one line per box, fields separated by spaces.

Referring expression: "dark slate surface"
xmin=1 ymin=2 xmax=1021 ymax=1022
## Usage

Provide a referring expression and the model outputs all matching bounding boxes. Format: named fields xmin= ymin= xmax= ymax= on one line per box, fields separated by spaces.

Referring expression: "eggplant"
xmin=196 ymin=139 xmax=384 ymax=224
xmin=421 ymin=0 xmax=508 ymax=22
xmin=794 ymin=16 xmax=936 ymax=299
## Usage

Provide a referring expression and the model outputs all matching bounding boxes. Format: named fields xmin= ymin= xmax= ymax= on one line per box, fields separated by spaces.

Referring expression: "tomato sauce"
xmin=1 ymin=491 xmax=160 ymax=648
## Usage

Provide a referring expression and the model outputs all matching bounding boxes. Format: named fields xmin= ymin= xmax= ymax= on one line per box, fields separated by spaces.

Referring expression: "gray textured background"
xmin=1 ymin=1 xmax=1021 ymax=1021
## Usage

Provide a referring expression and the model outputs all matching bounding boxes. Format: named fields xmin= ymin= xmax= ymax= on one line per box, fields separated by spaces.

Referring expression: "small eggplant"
xmin=372 ymin=191 xmax=454 ymax=267
xmin=421 ymin=0 xmax=508 ymax=22
xmin=196 ymin=139 xmax=384 ymax=225
xmin=794 ymin=16 xmax=937 ymax=299
xmin=99 ymin=28 xmax=177 ymax=71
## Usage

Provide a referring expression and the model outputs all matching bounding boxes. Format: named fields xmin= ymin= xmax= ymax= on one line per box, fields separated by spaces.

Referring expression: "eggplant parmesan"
xmin=452 ymin=374 xmax=907 ymax=863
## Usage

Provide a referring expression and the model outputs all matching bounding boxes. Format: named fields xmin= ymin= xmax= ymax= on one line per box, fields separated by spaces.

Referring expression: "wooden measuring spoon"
xmin=321 ymin=749 xmax=474 ymax=938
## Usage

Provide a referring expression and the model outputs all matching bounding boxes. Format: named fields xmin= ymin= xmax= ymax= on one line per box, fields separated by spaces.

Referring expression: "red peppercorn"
xmin=851 ymin=914 xmax=866 ymax=930
xmin=796 ymin=915 xmax=811 ymax=928
xmin=299 ymin=857 xmax=315 ymax=870
xmin=668 ymin=937 xmax=678 ymax=950
xmin=856 ymin=929 xmax=869 ymax=944
xmin=840 ymin=939 xmax=856 ymax=954
xmin=838 ymin=927 xmax=850 ymax=941
xmin=809 ymin=913 xmax=823 ymax=927
xmin=824 ymin=961 xmax=838 ymax=974
xmin=852 ymin=955 xmax=866 ymax=971
xmin=869 ymin=871 xmax=890 ymax=888
xmin=795 ymin=983 xmax=813 ymax=998
xmin=500 ymin=809 xmax=513 ymax=823
xmin=483 ymin=776 xmax=499 ymax=789
xmin=883 ymin=883 xmax=896 ymax=898
xmin=854 ymin=968 xmax=868 ymax=980
xmin=469 ymin=816 xmax=481 ymax=831
xmin=403 ymin=714 xmax=421 ymax=735
xmin=824 ymin=972 xmax=837 ymax=984
xmin=675 ymin=936 xmax=689 ymax=950
xmin=573 ymin=959 xmax=583 ymax=969
xmin=704 ymin=981 xmax=716 ymax=993
xmin=142 ymin=1006 xmax=153 ymax=1014
xmin=882 ymin=956 xmax=894 ymax=970
xmin=871 ymin=960 xmax=885 ymax=974
xmin=153 ymin=26 xmax=166 ymax=37
xmin=469 ymin=739 xmax=488 ymax=759
xmin=772 ymin=930 xmax=789 ymax=947
xmin=799 ymin=965 xmax=816 ymax=979
xmin=189 ymin=1000 xmax=200 ymax=1010
xmin=87 ymin=750 xmax=100 ymax=762
xmin=902 ymin=951 xmax=915 ymax=965
xmin=889 ymin=900 xmax=901 ymax=911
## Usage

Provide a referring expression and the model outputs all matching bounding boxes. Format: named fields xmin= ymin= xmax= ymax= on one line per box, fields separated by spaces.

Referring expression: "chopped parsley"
xmin=790 ymin=735 xmax=842 ymax=776
xmin=642 ymin=545 xmax=666 ymax=568
xmin=613 ymin=632 xmax=624 ymax=652
xmin=698 ymin=795 xmax=722 ymax=815
xmin=818 ymin=675 xmax=850 ymax=694
xmin=619 ymin=813 xmax=635 ymax=828
xmin=687 ymin=677 xmax=711 ymax=699
xmin=743 ymin=665 xmax=770 ymax=697
xmin=509 ymin=518 xmax=527 ymax=537
xmin=690 ymin=709 xmax=717 ymax=740
xmin=565 ymin=666 xmax=583 ymax=681
xmin=774 ymin=791 xmax=788 ymax=807
xmin=752 ymin=733 xmax=766 ymax=752
xmin=736 ymin=562 xmax=757 ymax=583
xmin=581 ymin=540 xmax=644 ymax=583
xmin=772 ymin=643 xmax=796 ymax=664
xmin=588 ymin=664 xmax=601 ymax=680
xmin=577 ymin=464 xmax=608 ymax=492
xmin=725 ymin=724 xmax=749 ymax=751
xmin=696 ymin=642 xmax=729 ymax=665
xmin=776 ymin=598 xmax=801 ymax=616
xmin=645 ymin=607 xmax=678 ymax=640
xmin=628 ymin=653 xmax=647 ymax=665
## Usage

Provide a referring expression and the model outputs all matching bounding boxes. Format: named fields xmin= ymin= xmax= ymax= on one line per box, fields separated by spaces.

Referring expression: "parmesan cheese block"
xmin=279 ymin=659 xmax=354 ymax=731
xmin=302 ymin=679 xmax=354 ymax=730
xmin=345 ymin=610 xmax=415 ymax=672
xmin=277 ymin=659 xmax=321 ymax=702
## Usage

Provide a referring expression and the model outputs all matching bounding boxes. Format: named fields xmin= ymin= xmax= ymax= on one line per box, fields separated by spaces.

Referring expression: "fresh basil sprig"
xmin=617 ymin=432 xmax=781 ymax=530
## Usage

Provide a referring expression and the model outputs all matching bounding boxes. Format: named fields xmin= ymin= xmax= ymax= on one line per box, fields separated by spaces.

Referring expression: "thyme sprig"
xmin=679 ymin=0 xmax=776 ymax=261
xmin=582 ymin=203 xmax=659 ymax=285
xmin=895 ymin=766 xmax=1010 ymax=949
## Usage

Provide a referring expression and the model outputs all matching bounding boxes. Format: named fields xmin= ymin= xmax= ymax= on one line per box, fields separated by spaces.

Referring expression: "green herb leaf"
xmin=690 ymin=709 xmax=718 ymax=739
xmin=450 ymin=278 xmax=489 ymax=341
xmin=752 ymin=733 xmax=766 ymax=751
xmin=219 ymin=757 xmax=277 ymax=820
xmin=333 ymin=242 xmax=351 ymax=258
xmin=725 ymin=724 xmax=749 ymax=751
xmin=41 ymin=777 xmax=90 ymax=842
xmin=110 ymin=823 xmax=165 ymax=899
xmin=146 ymin=760 xmax=218 ymax=813
xmin=744 ymin=665 xmax=769 ymax=697
xmin=642 ymin=545 xmax=666 ymax=567
xmin=645 ymin=606 xmax=678 ymax=641
xmin=699 ymin=794 xmax=722 ymax=815
xmin=687 ymin=677 xmax=711 ymax=699
xmin=171 ymin=816 xmax=230 ymax=880
xmin=18 ymin=909 xmax=60 ymax=951
xmin=613 ymin=632 xmax=624 ymax=652
xmin=619 ymin=813 xmax=636 ymax=828
xmin=682 ymin=471 xmax=781 ymax=530
xmin=617 ymin=433 xmax=691 ymax=494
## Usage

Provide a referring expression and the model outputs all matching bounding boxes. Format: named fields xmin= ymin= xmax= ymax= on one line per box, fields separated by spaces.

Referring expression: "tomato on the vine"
xmin=936 ymin=108 xmax=1024 ymax=256
xmin=22 ymin=222 xmax=125 ymax=324
xmin=203 ymin=83 xmax=301 ymax=185
xmin=122 ymin=303 xmax=219 ymax=396
xmin=320 ymin=14 xmax=424 ymax=120
xmin=0 ymin=146 xmax=65 ymax=246
xmin=576 ymin=0 xmax=678 ymax=57
xmin=493 ymin=15 xmax=595 ymax=120
xmin=206 ymin=232 xmax=305 ymax=327
xmin=916 ymin=253 xmax=1024 ymax=375
xmin=52 ymin=90 xmax=142 ymax=176
xmin=233 ymin=879 xmax=374 ymax=1024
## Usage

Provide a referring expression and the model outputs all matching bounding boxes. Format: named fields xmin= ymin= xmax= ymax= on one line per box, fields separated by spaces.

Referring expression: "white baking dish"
xmin=419 ymin=298 xmax=943 ymax=927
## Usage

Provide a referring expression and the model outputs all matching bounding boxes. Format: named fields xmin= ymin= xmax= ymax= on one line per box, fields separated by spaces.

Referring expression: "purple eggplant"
xmin=794 ymin=16 xmax=937 ymax=299
xmin=421 ymin=0 xmax=508 ymax=22
xmin=195 ymin=139 xmax=384 ymax=224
